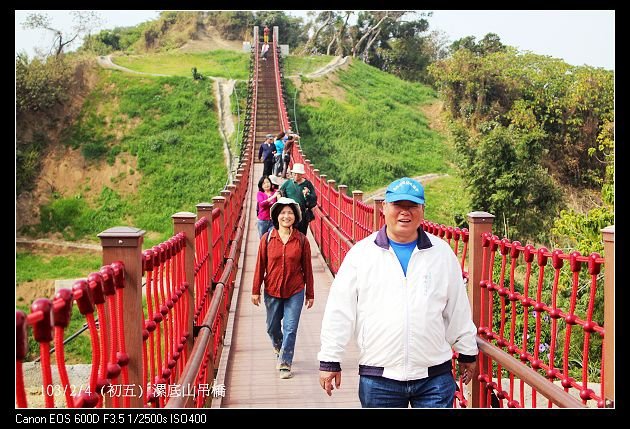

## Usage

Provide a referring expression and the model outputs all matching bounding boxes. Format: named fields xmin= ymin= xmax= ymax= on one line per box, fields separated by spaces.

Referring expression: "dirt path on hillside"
xmin=97 ymin=55 xmax=172 ymax=77
xmin=16 ymin=237 xmax=101 ymax=251
xmin=306 ymin=56 xmax=349 ymax=78
xmin=362 ymin=173 xmax=449 ymax=203
xmin=214 ymin=78 xmax=238 ymax=181
xmin=96 ymin=55 xmax=236 ymax=179
xmin=179 ymin=26 xmax=244 ymax=52
xmin=287 ymin=55 xmax=350 ymax=79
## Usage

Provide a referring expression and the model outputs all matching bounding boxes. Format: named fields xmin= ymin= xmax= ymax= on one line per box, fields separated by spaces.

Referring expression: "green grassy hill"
xmin=37 ymin=66 xmax=227 ymax=245
xmin=288 ymin=59 xmax=469 ymax=226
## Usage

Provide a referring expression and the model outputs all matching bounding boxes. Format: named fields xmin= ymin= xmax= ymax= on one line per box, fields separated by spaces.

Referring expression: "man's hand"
xmin=251 ymin=294 xmax=261 ymax=306
xmin=305 ymin=298 xmax=314 ymax=309
xmin=458 ymin=361 xmax=476 ymax=385
xmin=319 ymin=371 xmax=341 ymax=396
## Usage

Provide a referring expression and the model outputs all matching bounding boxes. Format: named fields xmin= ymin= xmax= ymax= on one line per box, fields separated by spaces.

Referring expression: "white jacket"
xmin=318 ymin=227 xmax=478 ymax=381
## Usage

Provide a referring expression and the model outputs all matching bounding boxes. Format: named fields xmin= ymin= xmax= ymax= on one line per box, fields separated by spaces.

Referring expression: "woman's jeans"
xmin=257 ymin=219 xmax=273 ymax=238
xmin=264 ymin=289 xmax=305 ymax=368
xmin=359 ymin=372 xmax=456 ymax=408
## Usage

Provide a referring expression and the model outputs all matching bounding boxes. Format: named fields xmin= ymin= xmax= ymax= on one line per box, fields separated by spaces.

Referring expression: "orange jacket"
xmin=252 ymin=228 xmax=314 ymax=299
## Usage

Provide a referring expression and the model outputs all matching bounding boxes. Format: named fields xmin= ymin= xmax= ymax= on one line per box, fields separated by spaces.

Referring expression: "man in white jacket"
xmin=318 ymin=177 xmax=478 ymax=408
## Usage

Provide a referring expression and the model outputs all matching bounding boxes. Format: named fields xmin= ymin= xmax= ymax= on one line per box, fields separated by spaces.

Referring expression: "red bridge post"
xmin=602 ymin=225 xmax=614 ymax=406
xmin=466 ymin=211 xmax=495 ymax=408
xmin=221 ymin=189 xmax=232 ymax=249
xmin=98 ymin=226 xmax=145 ymax=408
xmin=319 ymin=174 xmax=327 ymax=215
xmin=338 ymin=184 xmax=347 ymax=233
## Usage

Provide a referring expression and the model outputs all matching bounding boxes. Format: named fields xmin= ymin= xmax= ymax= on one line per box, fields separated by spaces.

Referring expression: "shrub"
xmin=16 ymin=53 xmax=73 ymax=115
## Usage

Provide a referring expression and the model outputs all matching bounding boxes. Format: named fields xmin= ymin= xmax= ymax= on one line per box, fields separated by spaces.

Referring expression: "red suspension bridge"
xmin=15 ymin=27 xmax=615 ymax=409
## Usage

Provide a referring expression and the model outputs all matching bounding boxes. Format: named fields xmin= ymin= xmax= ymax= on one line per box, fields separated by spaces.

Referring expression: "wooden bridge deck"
xmin=216 ymin=163 xmax=361 ymax=408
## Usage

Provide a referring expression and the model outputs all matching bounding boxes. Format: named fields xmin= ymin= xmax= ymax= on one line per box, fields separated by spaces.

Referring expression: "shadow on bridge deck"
xmin=216 ymin=163 xmax=361 ymax=408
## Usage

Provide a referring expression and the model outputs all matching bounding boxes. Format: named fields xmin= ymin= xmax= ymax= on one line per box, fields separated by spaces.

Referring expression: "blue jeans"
xmin=359 ymin=372 xmax=456 ymax=408
xmin=257 ymin=219 xmax=273 ymax=238
xmin=264 ymin=289 xmax=305 ymax=368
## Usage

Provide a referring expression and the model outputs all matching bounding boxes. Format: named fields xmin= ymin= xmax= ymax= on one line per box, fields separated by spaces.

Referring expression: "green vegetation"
xmin=290 ymin=60 xmax=451 ymax=193
xmin=284 ymin=55 xmax=336 ymax=77
xmin=423 ymin=175 xmax=471 ymax=228
xmin=17 ymin=130 xmax=49 ymax=195
xmin=16 ymin=54 xmax=77 ymax=194
xmin=429 ymin=47 xmax=614 ymax=243
xmin=53 ymin=68 xmax=226 ymax=242
xmin=15 ymin=54 xmax=74 ymax=115
xmin=114 ymin=50 xmax=249 ymax=79
xmin=81 ymin=24 xmax=149 ymax=55
xmin=38 ymin=188 xmax=130 ymax=241
xmin=16 ymin=252 xmax=101 ymax=283
xmin=232 ymin=79 xmax=248 ymax=156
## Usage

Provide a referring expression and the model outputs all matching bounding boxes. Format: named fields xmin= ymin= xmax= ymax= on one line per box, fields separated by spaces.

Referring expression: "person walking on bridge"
xmin=256 ymin=175 xmax=277 ymax=238
xmin=278 ymin=163 xmax=316 ymax=235
xmin=252 ymin=197 xmax=314 ymax=379
xmin=259 ymin=134 xmax=276 ymax=176
xmin=318 ymin=177 xmax=478 ymax=407
xmin=261 ymin=41 xmax=269 ymax=61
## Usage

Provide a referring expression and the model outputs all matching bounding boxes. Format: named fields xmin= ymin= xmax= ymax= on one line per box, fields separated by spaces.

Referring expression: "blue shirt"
xmin=389 ymin=239 xmax=416 ymax=276
xmin=274 ymin=139 xmax=284 ymax=156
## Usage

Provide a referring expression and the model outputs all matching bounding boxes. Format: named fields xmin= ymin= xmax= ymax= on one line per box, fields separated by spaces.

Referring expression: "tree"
xmin=449 ymin=33 xmax=506 ymax=56
xmin=351 ymin=11 xmax=395 ymax=59
xmin=465 ymin=124 xmax=561 ymax=241
xmin=254 ymin=11 xmax=305 ymax=48
xmin=327 ymin=11 xmax=353 ymax=56
xmin=22 ymin=11 xmax=102 ymax=57
xmin=300 ymin=11 xmax=335 ymax=54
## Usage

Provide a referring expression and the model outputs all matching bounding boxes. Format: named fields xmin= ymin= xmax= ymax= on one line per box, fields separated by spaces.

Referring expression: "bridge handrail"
xmin=476 ymin=337 xmax=585 ymax=408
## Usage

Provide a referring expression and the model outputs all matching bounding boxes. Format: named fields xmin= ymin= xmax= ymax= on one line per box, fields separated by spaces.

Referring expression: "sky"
xmin=15 ymin=10 xmax=614 ymax=70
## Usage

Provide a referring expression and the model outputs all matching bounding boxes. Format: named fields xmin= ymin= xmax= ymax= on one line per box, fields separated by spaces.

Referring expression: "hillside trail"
xmin=96 ymin=55 xmax=172 ymax=77
xmin=16 ymin=237 xmax=101 ymax=250
xmin=305 ymin=55 xmax=349 ymax=78
xmin=96 ymin=55 xmax=238 ymax=179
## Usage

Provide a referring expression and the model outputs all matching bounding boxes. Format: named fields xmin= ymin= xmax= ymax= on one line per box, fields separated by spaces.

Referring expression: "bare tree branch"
xmin=351 ymin=12 xmax=389 ymax=57
xmin=331 ymin=11 xmax=352 ymax=56
xmin=22 ymin=11 xmax=102 ymax=57
xmin=362 ymin=27 xmax=382 ymax=63
xmin=300 ymin=11 xmax=335 ymax=55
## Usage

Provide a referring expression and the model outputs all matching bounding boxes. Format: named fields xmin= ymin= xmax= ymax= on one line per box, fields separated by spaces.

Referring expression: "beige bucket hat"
xmin=290 ymin=163 xmax=306 ymax=175
xmin=270 ymin=197 xmax=302 ymax=228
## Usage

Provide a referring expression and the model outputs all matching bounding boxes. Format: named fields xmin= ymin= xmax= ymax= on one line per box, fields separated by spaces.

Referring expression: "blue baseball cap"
xmin=385 ymin=177 xmax=425 ymax=205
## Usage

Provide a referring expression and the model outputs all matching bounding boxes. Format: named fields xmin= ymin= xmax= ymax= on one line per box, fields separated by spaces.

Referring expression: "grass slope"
xmin=45 ymin=68 xmax=227 ymax=245
xmin=113 ymin=50 xmax=250 ymax=79
xmin=290 ymin=60 xmax=468 ymax=226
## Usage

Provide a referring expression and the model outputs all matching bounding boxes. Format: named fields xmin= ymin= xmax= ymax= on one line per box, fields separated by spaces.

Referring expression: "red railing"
xmin=476 ymin=236 xmax=606 ymax=408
